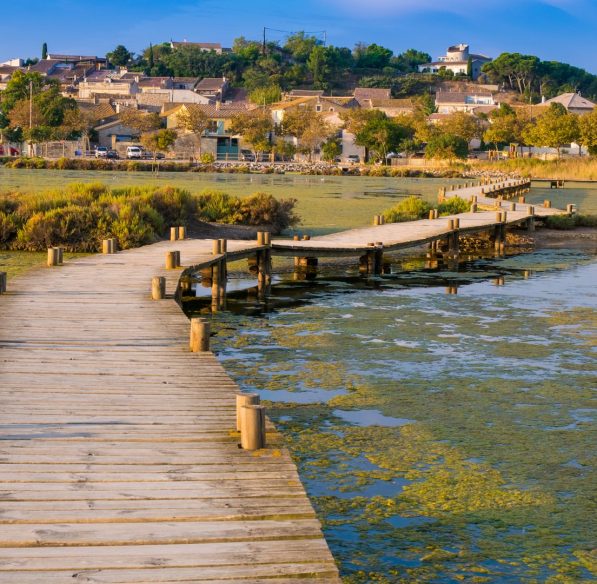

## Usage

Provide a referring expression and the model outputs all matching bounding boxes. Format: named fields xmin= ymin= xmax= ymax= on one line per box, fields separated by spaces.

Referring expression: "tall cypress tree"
xmin=41 ymin=42 xmax=48 ymax=60
xmin=148 ymin=43 xmax=155 ymax=69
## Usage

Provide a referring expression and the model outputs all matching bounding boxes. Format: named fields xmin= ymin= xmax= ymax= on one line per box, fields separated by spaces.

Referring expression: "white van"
xmin=126 ymin=146 xmax=143 ymax=159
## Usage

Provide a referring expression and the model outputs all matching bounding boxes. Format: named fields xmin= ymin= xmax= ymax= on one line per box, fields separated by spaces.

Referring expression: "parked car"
xmin=346 ymin=155 xmax=360 ymax=164
xmin=240 ymin=149 xmax=255 ymax=162
xmin=106 ymin=150 xmax=119 ymax=160
xmin=95 ymin=146 xmax=108 ymax=158
xmin=126 ymin=146 xmax=143 ymax=159
xmin=0 ymin=145 xmax=19 ymax=156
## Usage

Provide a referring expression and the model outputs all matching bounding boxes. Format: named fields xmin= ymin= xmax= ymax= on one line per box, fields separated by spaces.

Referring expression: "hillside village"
xmin=1 ymin=39 xmax=596 ymax=163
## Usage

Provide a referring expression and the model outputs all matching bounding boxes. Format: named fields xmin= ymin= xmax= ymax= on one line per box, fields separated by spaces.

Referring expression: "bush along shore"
xmin=0 ymin=183 xmax=298 ymax=252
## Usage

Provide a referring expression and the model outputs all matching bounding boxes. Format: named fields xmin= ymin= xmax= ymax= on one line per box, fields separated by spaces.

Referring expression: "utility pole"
xmin=29 ymin=79 xmax=33 ymax=157
xmin=263 ymin=27 xmax=266 ymax=56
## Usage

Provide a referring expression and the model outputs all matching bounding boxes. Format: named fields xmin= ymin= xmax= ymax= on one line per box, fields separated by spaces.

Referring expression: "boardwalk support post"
xmin=190 ymin=318 xmax=210 ymax=352
xmin=527 ymin=206 xmax=535 ymax=232
xmin=0 ymin=271 xmax=6 ymax=294
xmin=151 ymin=276 xmax=166 ymax=300
xmin=236 ymin=393 xmax=260 ymax=431
xmin=240 ymin=405 xmax=266 ymax=450
xmin=47 ymin=247 xmax=59 ymax=267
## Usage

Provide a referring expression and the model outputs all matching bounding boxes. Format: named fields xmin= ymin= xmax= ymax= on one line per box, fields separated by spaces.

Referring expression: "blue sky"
xmin=1 ymin=0 xmax=595 ymax=73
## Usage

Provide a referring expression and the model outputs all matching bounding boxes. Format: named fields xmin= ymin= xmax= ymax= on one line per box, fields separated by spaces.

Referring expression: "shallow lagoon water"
xmin=194 ymin=249 xmax=597 ymax=583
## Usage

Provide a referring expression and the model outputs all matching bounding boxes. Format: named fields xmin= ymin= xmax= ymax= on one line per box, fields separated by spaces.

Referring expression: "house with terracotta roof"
xmin=195 ymin=77 xmax=229 ymax=101
xmin=353 ymin=87 xmax=392 ymax=106
xmin=78 ymin=72 xmax=139 ymax=99
xmin=419 ymin=44 xmax=492 ymax=80
xmin=543 ymin=93 xmax=595 ymax=115
xmin=163 ymin=102 xmax=256 ymax=160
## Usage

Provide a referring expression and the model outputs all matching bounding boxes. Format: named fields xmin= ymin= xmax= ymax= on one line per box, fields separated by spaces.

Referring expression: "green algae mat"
xmin=201 ymin=249 xmax=596 ymax=583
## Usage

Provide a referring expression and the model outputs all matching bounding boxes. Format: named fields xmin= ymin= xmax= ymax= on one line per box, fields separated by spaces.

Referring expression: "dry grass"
xmin=469 ymin=157 xmax=597 ymax=180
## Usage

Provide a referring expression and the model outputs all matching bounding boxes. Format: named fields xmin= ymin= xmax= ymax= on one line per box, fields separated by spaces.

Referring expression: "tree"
xmin=467 ymin=56 xmax=473 ymax=78
xmin=321 ymin=139 xmax=341 ymax=163
xmin=41 ymin=42 xmax=47 ymax=60
xmin=522 ymin=103 xmax=579 ymax=157
xmin=391 ymin=49 xmax=431 ymax=73
xmin=148 ymin=43 xmax=155 ymax=71
xmin=175 ymin=106 xmax=210 ymax=157
xmin=578 ymin=110 xmax=597 ymax=155
xmin=354 ymin=43 xmax=393 ymax=69
xmin=425 ymin=134 xmax=469 ymax=160
xmin=140 ymin=129 xmax=177 ymax=171
xmin=107 ymin=45 xmax=132 ymax=67
xmin=307 ymin=46 xmax=331 ymax=90
xmin=483 ymin=105 xmax=521 ymax=152
xmin=282 ymin=108 xmax=333 ymax=161
xmin=438 ymin=111 xmax=481 ymax=144
xmin=230 ymin=111 xmax=273 ymax=161
xmin=119 ymin=109 xmax=161 ymax=134
xmin=249 ymin=85 xmax=282 ymax=107
xmin=354 ymin=114 xmax=412 ymax=163
xmin=284 ymin=32 xmax=319 ymax=63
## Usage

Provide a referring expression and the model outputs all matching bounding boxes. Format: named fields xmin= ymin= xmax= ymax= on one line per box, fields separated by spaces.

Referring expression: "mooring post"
xmin=165 ymin=251 xmax=177 ymax=270
xmin=174 ymin=251 xmax=181 ymax=268
xmin=55 ymin=246 xmax=64 ymax=265
xmin=151 ymin=276 xmax=166 ymax=300
xmin=519 ymin=196 xmax=526 ymax=203
xmin=544 ymin=199 xmax=552 ymax=208
xmin=178 ymin=226 xmax=186 ymax=240
xmin=240 ymin=405 xmax=266 ymax=450
xmin=566 ymin=203 xmax=575 ymax=215
xmin=47 ymin=247 xmax=59 ymax=267
xmin=189 ymin=318 xmax=210 ymax=352
xmin=293 ymin=234 xmax=301 ymax=267
xmin=110 ymin=238 xmax=118 ymax=253
xmin=374 ymin=242 xmax=384 ymax=275
xmin=257 ymin=231 xmax=266 ymax=246
xmin=510 ymin=202 xmax=516 ymax=211
xmin=102 ymin=239 xmax=111 ymax=254
xmin=236 ymin=393 xmax=260 ymax=431
xmin=170 ymin=227 xmax=178 ymax=241
xmin=527 ymin=205 xmax=535 ymax=232
xmin=471 ymin=202 xmax=478 ymax=213
xmin=0 ymin=271 xmax=6 ymax=294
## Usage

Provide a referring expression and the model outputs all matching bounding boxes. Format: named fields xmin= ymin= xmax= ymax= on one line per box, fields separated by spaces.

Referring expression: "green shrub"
xmin=238 ymin=192 xmax=299 ymax=231
xmin=545 ymin=213 xmax=597 ymax=230
xmin=383 ymin=195 xmax=432 ymax=223
xmin=437 ymin=196 xmax=471 ymax=216
xmin=200 ymin=152 xmax=215 ymax=164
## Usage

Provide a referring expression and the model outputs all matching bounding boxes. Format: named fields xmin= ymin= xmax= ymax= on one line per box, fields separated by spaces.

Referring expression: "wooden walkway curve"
xmin=0 ymin=240 xmax=341 ymax=584
xmin=0 ymin=178 xmax=567 ymax=582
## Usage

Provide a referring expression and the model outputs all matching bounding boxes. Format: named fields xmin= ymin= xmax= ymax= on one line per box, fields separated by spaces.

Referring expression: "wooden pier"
xmin=0 ymin=178 xmax=569 ymax=582
xmin=0 ymin=240 xmax=341 ymax=583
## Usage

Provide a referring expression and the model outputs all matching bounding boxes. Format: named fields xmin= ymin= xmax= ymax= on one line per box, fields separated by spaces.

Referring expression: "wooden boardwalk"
xmin=0 ymin=178 xmax=568 ymax=582
xmin=0 ymin=240 xmax=341 ymax=583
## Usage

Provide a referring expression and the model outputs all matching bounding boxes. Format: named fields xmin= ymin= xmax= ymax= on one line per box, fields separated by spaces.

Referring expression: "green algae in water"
xmin=205 ymin=250 xmax=597 ymax=583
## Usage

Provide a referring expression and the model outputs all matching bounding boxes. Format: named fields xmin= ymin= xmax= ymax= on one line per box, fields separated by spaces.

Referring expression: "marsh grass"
xmin=0 ymin=183 xmax=298 ymax=252
xmin=471 ymin=157 xmax=597 ymax=180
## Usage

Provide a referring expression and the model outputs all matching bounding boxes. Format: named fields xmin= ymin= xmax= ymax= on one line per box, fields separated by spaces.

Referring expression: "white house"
xmin=419 ymin=44 xmax=492 ymax=80
xmin=435 ymin=90 xmax=496 ymax=114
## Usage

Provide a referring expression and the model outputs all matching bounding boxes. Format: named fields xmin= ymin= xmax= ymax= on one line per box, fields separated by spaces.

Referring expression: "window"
xmin=316 ymin=104 xmax=322 ymax=112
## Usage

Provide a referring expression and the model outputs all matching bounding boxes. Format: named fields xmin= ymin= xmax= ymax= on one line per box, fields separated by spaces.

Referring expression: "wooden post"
xmin=518 ymin=196 xmax=526 ymax=203
xmin=47 ymin=248 xmax=58 ymax=267
xmin=212 ymin=239 xmax=221 ymax=255
xmin=240 ymin=405 xmax=266 ymax=450
xmin=471 ymin=194 xmax=477 ymax=203
xmin=0 ymin=271 xmax=6 ymax=294
xmin=236 ymin=393 xmax=260 ymax=431
xmin=544 ymin=200 xmax=551 ymax=208
xmin=374 ymin=243 xmax=384 ymax=275
xmin=170 ymin=227 xmax=178 ymax=241
xmin=178 ymin=226 xmax=186 ymax=240
xmin=527 ymin=205 xmax=535 ymax=232
xmin=263 ymin=232 xmax=271 ymax=245
xmin=510 ymin=202 xmax=516 ymax=211
xmin=151 ymin=276 xmax=166 ymax=300
xmin=566 ymin=203 xmax=575 ymax=215
xmin=110 ymin=238 xmax=118 ymax=253
xmin=373 ymin=215 xmax=380 ymax=226
xmin=165 ymin=251 xmax=177 ymax=270
xmin=433 ymin=209 xmax=438 ymax=220
xmin=219 ymin=238 xmax=228 ymax=253
xmin=471 ymin=202 xmax=478 ymax=213
xmin=257 ymin=231 xmax=266 ymax=245
xmin=190 ymin=318 xmax=210 ymax=352
xmin=174 ymin=251 xmax=181 ymax=267
xmin=302 ymin=234 xmax=311 ymax=241
xmin=428 ymin=210 xmax=434 ymax=220
xmin=293 ymin=234 xmax=300 ymax=268
xmin=102 ymin=240 xmax=111 ymax=254
xmin=55 ymin=247 xmax=63 ymax=265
